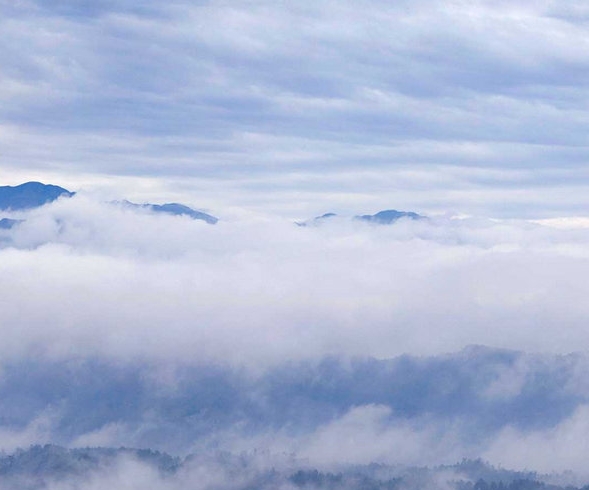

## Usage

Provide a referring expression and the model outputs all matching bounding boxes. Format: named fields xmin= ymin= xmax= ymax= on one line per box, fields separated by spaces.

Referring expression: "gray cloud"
xmin=2 ymin=1 xmax=589 ymax=217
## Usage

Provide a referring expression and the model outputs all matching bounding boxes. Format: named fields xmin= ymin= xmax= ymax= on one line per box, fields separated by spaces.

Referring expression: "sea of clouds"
xmin=3 ymin=0 xmax=589 ymax=486
xmin=2 ymin=195 xmax=589 ymax=483
xmin=2 ymin=194 xmax=589 ymax=364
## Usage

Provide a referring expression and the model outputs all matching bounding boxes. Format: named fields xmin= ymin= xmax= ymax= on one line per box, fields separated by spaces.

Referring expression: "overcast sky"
xmin=2 ymin=0 xmax=589 ymax=218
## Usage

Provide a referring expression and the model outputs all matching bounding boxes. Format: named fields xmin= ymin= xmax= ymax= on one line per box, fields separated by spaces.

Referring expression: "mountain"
xmin=298 ymin=210 xmax=425 ymax=226
xmin=0 ymin=446 xmax=576 ymax=490
xmin=144 ymin=202 xmax=218 ymax=224
xmin=0 ymin=182 xmax=218 ymax=224
xmin=0 ymin=182 xmax=75 ymax=211
xmin=313 ymin=212 xmax=337 ymax=221
xmin=355 ymin=209 xmax=425 ymax=224
xmin=119 ymin=201 xmax=218 ymax=224
xmin=296 ymin=212 xmax=338 ymax=227
xmin=0 ymin=445 xmax=180 ymax=486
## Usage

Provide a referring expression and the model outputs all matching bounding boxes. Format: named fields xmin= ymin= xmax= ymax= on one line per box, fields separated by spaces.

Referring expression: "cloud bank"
xmin=0 ymin=197 xmax=589 ymax=475
xmin=2 ymin=195 xmax=589 ymax=365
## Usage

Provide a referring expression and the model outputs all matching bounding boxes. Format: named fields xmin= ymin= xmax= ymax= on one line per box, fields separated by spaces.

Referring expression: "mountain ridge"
xmin=0 ymin=182 xmax=74 ymax=211
xmin=0 ymin=445 xmax=574 ymax=490
xmin=0 ymin=182 xmax=218 ymax=224
xmin=298 ymin=209 xmax=426 ymax=226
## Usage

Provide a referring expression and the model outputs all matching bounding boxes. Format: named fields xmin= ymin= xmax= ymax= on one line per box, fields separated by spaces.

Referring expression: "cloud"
xmin=2 ymin=1 xmax=589 ymax=217
xmin=483 ymin=405 xmax=589 ymax=475
xmin=2 ymin=195 xmax=589 ymax=367
xmin=236 ymin=405 xmax=466 ymax=468
xmin=2 ymin=197 xmax=589 ymax=470
xmin=5 ymin=0 xmax=589 ymax=483
xmin=0 ymin=411 xmax=56 ymax=453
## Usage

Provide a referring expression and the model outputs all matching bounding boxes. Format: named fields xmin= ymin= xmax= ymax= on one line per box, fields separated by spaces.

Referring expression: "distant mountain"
xmin=314 ymin=212 xmax=337 ymax=221
xmin=296 ymin=212 xmax=338 ymax=227
xmin=0 ymin=446 xmax=575 ymax=490
xmin=0 ymin=182 xmax=218 ymax=224
xmin=119 ymin=201 xmax=218 ymax=224
xmin=0 ymin=346 xmax=581 ymax=453
xmin=355 ymin=209 xmax=425 ymax=224
xmin=298 ymin=210 xmax=425 ymax=226
xmin=0 ymin=182 xmax=74 ymax=211
xmin=0 ymin=445 xmax=180 ymax=485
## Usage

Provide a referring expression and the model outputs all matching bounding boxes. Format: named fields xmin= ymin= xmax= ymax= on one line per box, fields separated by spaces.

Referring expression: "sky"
xmin=2 ymin=0 xmax=589 ymax=219
xmin=5 ymin=1 xmax=589 ymax=483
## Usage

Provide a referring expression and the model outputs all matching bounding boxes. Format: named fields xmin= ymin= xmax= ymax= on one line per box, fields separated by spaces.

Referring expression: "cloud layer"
xmin=2 ymin=195 xmax=589 ymax=365
xmin=1 ymin=198 xmax=589 ymax=474
xmin=2 ymin=1 xmax=589 ymax=216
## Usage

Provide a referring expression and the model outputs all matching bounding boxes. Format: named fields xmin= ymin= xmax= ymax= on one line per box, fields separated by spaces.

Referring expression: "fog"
xmin=1 ymin=196 xmax=589 ymax=479
xmin=1 ymin=195 xmax=589 ymax=366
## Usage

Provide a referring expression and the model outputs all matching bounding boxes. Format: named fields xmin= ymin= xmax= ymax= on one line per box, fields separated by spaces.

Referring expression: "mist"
xmin=1 ymin=196 xmax=589 ymax=478
xmin=1 ymin=195 xmax=589 ymax=366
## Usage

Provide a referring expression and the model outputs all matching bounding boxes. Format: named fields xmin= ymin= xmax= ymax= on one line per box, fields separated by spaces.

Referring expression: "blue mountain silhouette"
xmin=0 ymin=182 xmax=74 ymax=211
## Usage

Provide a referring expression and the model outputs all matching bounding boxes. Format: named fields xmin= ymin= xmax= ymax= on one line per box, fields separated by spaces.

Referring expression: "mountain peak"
xmin=298 ymin=209 xmax=425 ymax=226
xmin=355 ymin=209 xmax=425 ymax=224
xmin=0 ymin=182 xmax=75 ymax=211
xmin=118 ymin=200 xmax=218 ymax=224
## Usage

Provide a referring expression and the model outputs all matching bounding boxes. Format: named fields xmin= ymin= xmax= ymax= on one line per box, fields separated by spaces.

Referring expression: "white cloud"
xmin=0 ymin=410 xmax=57 ymax=453
xmin=483 ymin=405 xmax=589 ymax=475
xmin=1 ymin=196 xmax=589 ymax=367
xmin=291 ymin=405 xmax=464 ymax=468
